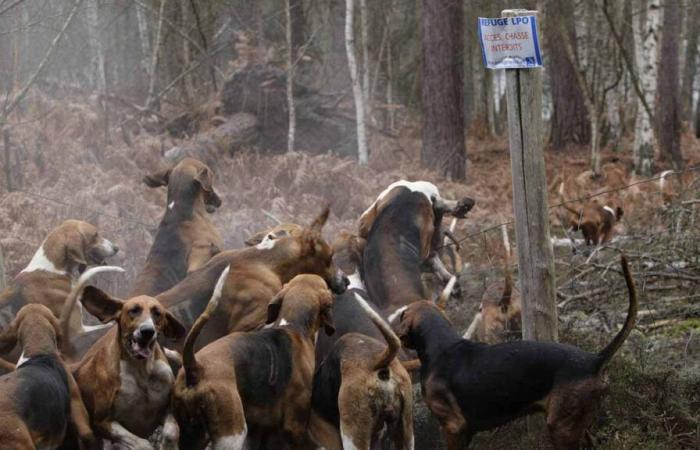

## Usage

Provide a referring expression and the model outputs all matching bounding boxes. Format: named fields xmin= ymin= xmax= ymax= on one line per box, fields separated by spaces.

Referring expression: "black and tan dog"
xmin=361 ymin=182 xmax=473 ymax=319
xmin=396 ymin=255 xmax=638 ymax=449
xmin=65 ymin=282 xmax=187 ymax=449
xmin=310 ymin=231 xmax=414 ymax=450
xmin=311 ymin=291 xmax=414 ymax=450
xmin=155 ymin=206 xmax=348 ymax=349
xmin=173 ymin=272 xmax=334 ymax=449
xmin=134 ymin=157 xmax=223 ymax=296
xmin=67 ymin=158 xmax=223 ymax=360
xmin=0 ymin=220 xmax=119 ymax=343
xmin=0 ymin=304 xmax=96 ymax=450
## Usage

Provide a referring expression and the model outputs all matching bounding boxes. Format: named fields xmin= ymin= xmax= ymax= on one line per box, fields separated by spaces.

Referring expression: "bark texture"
xmin=421 ymin=0 xmax=466 ymax=180
xmin=657 ymin=0 xmax=682 ymax=168
xmin=545 ymin=0 xmax=591 ymax=149
xmin=633 ymin=0 xmax=660 ymax=175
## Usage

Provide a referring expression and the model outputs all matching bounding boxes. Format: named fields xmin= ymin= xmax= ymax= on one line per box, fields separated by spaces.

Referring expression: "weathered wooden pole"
xmin=0 ymin=244 xmax=6 ymax=292
xmin=502 ymin=9 xmax=557 ymax=342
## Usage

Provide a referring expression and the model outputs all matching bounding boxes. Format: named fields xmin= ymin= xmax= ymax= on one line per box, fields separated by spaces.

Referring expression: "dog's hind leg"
xmin=203 ymin=384 xmax=247 ymax=450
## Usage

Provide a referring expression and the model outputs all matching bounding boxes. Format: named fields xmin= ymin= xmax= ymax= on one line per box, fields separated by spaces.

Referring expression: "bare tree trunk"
xmin=545 ymin=0 xmax=590 ymax=149
xmin=3 ymin=129 xmax=12 ymax=192
xmin=146 ymin=0 xmax=167 ymax=110
xmin=87 ymin=0 xmax=110 ymax=144
xmin=486 ymin=69 xmax=497 ymax=137
xmin=386 ymin=39 xmax=395 ymax=132
xmin=179 ymin=1 xmax=195 ymax=106
xmin=696 ymin=93 xmax=700 ymax=138
xmin=345 ymin=0 xmax=369 ymax=164
xmin=0 ymin=0 xmax=85 ymax=127
xmin=188 ymin=0 xmax=217 ymax=91
xmin=421 ymin=0 xmax=466 ymax=180
xmin=633 ymin=0 xmax=660 ymax=175
xmin=680 ymin=1 xmax=699 ymax=123
xmin=135 ymin=1 xmax=151 ymax=93
xmin=360 ymin=0 xmax=371 ymax=124
xmin=285 ymin=0 xmax=296 ymax=153
xmin=0 ymin=243 xmax=6 ymax=292
xmin=657 ymin=0 xmax=682 ymax=168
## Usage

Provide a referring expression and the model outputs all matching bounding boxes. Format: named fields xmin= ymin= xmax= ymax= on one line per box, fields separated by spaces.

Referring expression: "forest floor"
xmin=0 ymin=90 xmax=698 ymax=448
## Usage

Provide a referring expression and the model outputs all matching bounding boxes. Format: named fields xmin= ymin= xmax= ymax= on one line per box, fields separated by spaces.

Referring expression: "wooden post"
xmin=0 ymin=244 xmax=5 ymax=292
xmin=502 ymin=9 xmax=557 ymax=342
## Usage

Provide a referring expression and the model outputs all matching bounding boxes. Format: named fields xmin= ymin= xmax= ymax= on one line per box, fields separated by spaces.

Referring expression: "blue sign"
xmin=478 ymin=16 xmax=543 ymax=69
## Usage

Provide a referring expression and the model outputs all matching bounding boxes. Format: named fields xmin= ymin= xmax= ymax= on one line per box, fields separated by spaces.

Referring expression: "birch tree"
xmin=633 ymin=0 xmax=660 ymax=176
xmin=86 ymin=0 xmax=109 ymax=143
xmin=285 ymin=0 xmax=296 ymax=153
xmin=559 ymin=1 xmax=622 ymax=175
xmin=145 ymin=0 xmax=167 ymax=110
xmin=345 ymin=0 xmax=369 ymax=164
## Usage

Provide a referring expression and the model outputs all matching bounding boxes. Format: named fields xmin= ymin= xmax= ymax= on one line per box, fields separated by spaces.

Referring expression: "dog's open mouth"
xmin=128 ymin=335 xmax=155 ymax=360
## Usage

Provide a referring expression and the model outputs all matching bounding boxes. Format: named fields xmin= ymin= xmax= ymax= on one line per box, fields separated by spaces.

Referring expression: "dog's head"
xmin=144 ymin=157 xmax=222 ymax=213
xmin=395 ymin=301 xmax=449 ymax=350
xmin=0 ymin=304 xmax=62 ymax=357
xmin=265 ymin=274 xmax=335 ymax=337
xmin=81 ymin=288 xmax=186 ymax=360
xmin=244 ymin=223 xmax=304 ymax=247
xmin=331 ymin=230 xmax=366 ymax=275
xmin=266 ymin=206 xmax=348 ymax=295
xmin=49 ymin=220 xmax=119 ymax=272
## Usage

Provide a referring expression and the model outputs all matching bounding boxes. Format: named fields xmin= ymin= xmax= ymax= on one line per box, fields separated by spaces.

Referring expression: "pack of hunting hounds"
xmin=0 ymin=157 xmax=647 ymax=450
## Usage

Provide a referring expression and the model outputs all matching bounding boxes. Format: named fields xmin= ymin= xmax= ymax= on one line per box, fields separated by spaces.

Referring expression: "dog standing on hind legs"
xmin=396 ymin=255 xmax=638 ymax=449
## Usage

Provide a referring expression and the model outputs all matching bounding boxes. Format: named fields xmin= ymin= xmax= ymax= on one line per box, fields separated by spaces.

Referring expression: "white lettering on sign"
xmin=478 ymin=16 xmax=543 ymax=69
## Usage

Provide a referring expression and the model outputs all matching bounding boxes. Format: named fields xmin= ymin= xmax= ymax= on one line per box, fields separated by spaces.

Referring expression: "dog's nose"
xmin=138 ymin=325 xmax=156 ymax=342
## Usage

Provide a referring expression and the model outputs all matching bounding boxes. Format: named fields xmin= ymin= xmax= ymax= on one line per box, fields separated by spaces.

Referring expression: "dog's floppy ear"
xmin=0 ymin=320 xmax=18 ymax=354
xmin=163 ymin=311 xmax=187 ymax=339
xmin=266 ymin=286 xmax=288 ymax=324
xmin=143 ymin=167 xmax=172 ymax=188
xmin=194 ymin=167 xmax=214 ymax=193
xmin=309 ymin=205 xmax=330 ymax=234
xmin=64 ymin=230 xmax=88 ymax=266
xmin=320 ymin=305 xmax=335 ymax=336
xmin=81 ymin=286 xmax=123 ymax=323
xmin=245 ymin=230 xmax=269 ymax=246
xmin=394 ymin=308 xmax=414 ymax=349
xmin=195 ymin=166 xmax=222 ymax=211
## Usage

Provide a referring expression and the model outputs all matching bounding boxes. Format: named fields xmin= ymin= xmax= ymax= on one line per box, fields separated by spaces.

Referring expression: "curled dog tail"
xmin=183 ymin=265 xmax=230 ymax=387
xmin=596 ymin=255 xmax=637 ymax=372
xmin=59 ymin=266 xmax=125 ymax=343
xmin=353 ymin=294 xmax=400 ymax=372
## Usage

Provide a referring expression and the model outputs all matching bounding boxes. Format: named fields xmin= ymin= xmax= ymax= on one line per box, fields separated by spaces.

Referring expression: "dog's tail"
xmin=596 ymin=255 xmax=637 ymax=372
xmin=182 ymin=265 xmax=230 ymax=387
xmin=59 ymin=266 xmax=125 ymax=343
xmin=353 ymin=294 xmax=400 ymax=372
xmin=435 ymin=276 xmax=457 ymax=310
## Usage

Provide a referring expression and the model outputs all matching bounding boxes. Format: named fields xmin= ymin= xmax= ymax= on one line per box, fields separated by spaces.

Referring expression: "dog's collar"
xmin=603 ymin=205 xmax=616 ymax=218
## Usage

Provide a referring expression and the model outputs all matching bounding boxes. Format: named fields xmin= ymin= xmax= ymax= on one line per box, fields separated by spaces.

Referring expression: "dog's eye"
xmin=128 ymin=306 xmax=142 ymax=318
xmin=151 ymin=308 xmax=162 ymax=320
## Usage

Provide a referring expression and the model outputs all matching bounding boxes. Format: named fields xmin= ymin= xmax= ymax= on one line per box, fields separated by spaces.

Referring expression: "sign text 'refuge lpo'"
xmin=478 ymin=16 xmax=542 ymax=69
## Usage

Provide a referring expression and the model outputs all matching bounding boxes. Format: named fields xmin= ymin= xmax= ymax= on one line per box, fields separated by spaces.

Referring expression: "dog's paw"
xmin=452 ymin=197 xmax=475 ymax=218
